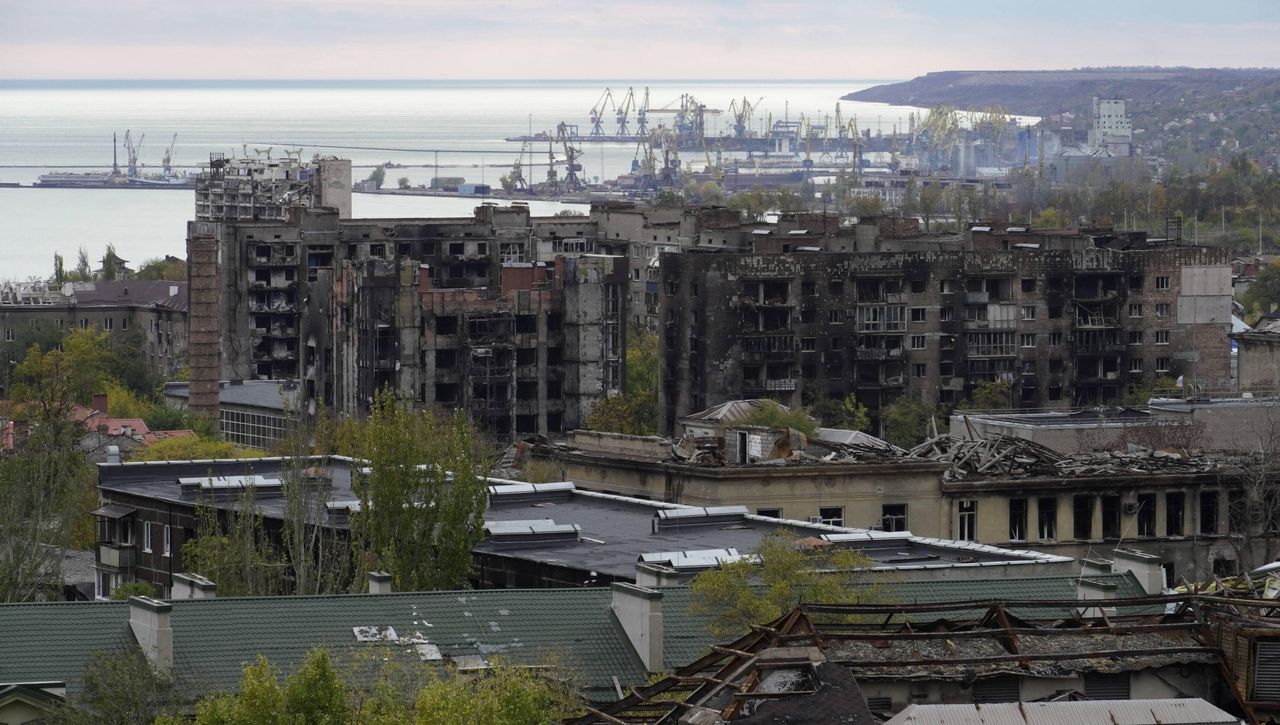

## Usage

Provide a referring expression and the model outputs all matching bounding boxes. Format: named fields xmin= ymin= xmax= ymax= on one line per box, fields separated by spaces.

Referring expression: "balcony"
xmin=853 ymin=348 xmax=903 ymax=361
xmin=747 ymin=378 xmax=797 ymax=392
xmin=98 ymin=542 xmax=136 ymax=570
xmin=966 ymin=291 xmax=990 ymax=305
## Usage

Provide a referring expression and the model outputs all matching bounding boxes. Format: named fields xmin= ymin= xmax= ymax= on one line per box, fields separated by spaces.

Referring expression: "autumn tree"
xmin=181 ymin=484 xmax=286 ymax=597
xmin=690 ymin=532 xmax=880 ymax=638
xmin=809 ymin=393 xmax=871 ymax=432
xmin=956 ymin=381 xmax=1012 ymax=410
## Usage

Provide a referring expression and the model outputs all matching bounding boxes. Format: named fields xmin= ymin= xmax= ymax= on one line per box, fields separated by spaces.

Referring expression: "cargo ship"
xmin=32 ymin=131 xmax=195 ymax=190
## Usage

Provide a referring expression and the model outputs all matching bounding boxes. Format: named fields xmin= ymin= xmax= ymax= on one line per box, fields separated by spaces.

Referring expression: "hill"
xmin=845 ymin=67 xmax=1280 ymax=117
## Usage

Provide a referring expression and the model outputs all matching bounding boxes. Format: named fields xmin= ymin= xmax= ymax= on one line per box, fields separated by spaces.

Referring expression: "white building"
xmin=1088 ymin=97 xmax=1132 ymax=157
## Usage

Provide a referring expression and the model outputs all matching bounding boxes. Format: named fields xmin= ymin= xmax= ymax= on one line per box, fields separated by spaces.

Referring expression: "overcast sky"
xmin=1 ymin=0 xmax=1277 ymax=80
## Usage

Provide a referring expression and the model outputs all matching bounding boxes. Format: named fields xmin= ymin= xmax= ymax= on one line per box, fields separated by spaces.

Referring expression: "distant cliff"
xmin=845 ymin=68 xmax=1280 ymax=117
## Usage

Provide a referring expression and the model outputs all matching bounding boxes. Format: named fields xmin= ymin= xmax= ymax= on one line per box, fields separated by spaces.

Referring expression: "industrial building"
xmin=194 ymin=154 xmax=352 ymax=222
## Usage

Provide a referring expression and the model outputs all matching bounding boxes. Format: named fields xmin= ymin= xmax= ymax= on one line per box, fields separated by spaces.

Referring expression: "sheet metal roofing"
xmin=885 ymin=699 xmax=1237 ymax=725
xmin=163 ymin=379 xmax=299 ymax=412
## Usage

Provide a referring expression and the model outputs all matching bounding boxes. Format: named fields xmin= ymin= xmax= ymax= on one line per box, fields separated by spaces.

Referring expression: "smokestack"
xmin=92 ymin=392 xmax=108 ymax=414
xmin=186 ymin=230 xmax=221 ymax=424
xmin=128 ymin=596 xmax=173 ymax=673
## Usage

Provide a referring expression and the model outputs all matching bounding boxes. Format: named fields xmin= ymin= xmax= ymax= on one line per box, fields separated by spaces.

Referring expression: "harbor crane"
xmin=589 ymin=88 xmax=615 ymax=138
xmin=614 ymin=87 xmax=636 ymax=137
xmin=556 ymin=122 xmax=584 ymax=192
xmin=162 ymin=133 xmax=178 ymax=176
xmin=833 ymin=104 xmax=848 ymax=162
xmin=635 ymin=87 xmax=650 ymax=137
xmin=509 ymin=140 xmax=530 ymax=191
xmin=726 ymin=96 xmax=763 ymax=139
xmin=543 ymin=139 xmax=560 ymax=196
xmin=124 ymin=130 xmax=144 ymax=178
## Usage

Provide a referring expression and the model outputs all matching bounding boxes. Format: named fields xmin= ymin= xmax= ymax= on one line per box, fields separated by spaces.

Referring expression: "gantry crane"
xmin=635 ymin=87 xmax=650 ymax=137
xmin=509 ymin=140 xmax=530 ymax=191
xmin=589 ymin=88 xmax=615 ymax=138
xmin=543 ymin=139 xmax=560 ymax=196
xmin=833 ymin=104 xmax=848 ymax=162
xmin=123 ymin=129 xmax=144 ymax=178
xmin=631 ymin=131 xmax=657 ymax=191
xmin=727 ymin=96 xmax=763 ymax=139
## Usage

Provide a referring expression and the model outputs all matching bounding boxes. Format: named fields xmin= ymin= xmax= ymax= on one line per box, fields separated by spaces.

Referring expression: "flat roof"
xmin=97 ymin=459 xmax=1070 ymax=581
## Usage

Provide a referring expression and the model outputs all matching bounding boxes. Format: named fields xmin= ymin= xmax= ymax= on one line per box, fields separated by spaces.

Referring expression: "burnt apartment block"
xmin=658 ymin=247 xmax=1232 ymax=435
xmin=188 ymin=204 xmax=622 ymax=439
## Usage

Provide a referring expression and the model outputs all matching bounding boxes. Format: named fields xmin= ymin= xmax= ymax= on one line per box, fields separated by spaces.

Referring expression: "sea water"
xmin=0 ymin=79 xmax=923 ymax=280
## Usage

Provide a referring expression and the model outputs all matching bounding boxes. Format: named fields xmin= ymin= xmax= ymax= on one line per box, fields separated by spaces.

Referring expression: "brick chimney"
xmin=187 ymin=231 xmax=221 ymax=423
xmin=92 ymin=392 xmax=108 ymax=414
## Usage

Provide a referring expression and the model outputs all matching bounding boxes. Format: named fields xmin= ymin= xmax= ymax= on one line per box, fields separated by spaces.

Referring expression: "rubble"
xmin=907 ymin=433 xmax=1226 ymax=481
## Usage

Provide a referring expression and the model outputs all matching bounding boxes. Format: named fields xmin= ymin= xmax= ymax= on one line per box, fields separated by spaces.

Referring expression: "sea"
xmin=0 ymin=79 xmax=927 ymax=281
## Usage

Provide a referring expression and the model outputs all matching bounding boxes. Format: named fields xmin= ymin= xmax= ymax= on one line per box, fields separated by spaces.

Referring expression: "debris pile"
xmin=907 ymin=433 xmax=1223 ymax=481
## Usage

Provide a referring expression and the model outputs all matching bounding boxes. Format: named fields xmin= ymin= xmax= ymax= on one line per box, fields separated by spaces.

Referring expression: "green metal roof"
xmin=0 ymin=573 xmax=1147 ymax=703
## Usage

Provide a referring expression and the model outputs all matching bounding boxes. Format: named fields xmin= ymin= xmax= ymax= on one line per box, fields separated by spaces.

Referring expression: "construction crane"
xmin=162 ymin=133 xmax=178 ymax=176
xmin=799 ymin=114 xmax=814 ymax=183
xmin=654 ymin=128 xmax=680 ymax=188
xmin=589 ymin=88 xmax=615 ymax=138
xmin=848 ymin=116 xmax=863 ymax=175
xmin=833 ymin=104 xmax=848 ymax=162
xmin=917 ymin=104 xmax=961 ymax=171
xmin=631 ymin=131 xmax=657 ymax=191
xmin=818 ymin=112 xmax=835 ymax=164
xmin=615 ymin=87 xmax=636 ymax=137
xmin=556 ymin=122 xmax=584 ymax=192
xmin=123 ymin=129 xmax=144 ymax=178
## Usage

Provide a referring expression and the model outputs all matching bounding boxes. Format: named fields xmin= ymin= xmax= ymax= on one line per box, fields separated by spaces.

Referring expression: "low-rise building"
xmin=163 ymin=379 xmax=299 ymax=449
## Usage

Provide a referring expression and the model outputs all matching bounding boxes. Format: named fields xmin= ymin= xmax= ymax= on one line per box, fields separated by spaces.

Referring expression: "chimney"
xmin=1112 ymin=547 xmax=1166 ymax=594
xmin=171 ymin=572 xmax=217 ymax=599
xmin=128 ymin=596 xmax=173 ymax=673
xmin=368 ymin=571 xmax=393 ymax=594
xmin=611 ymin=583 xmax=663 ymax=672
xmin=187 ymin=231 xmax=221 ymax=424
xmin=105 ymin=445 xmax=121 ymax=465
xmin=92 ymin=392 xmax=109 ymax=414
xmin=1077 ymin=578 xmax=1118 ymax=619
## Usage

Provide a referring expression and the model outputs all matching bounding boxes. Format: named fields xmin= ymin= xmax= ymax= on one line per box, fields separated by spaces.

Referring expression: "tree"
xmin=584 ymin=327 xmax=659 ymax=436
xmin=810 ymin=394 xmax=870 ymax=431
xmin=728 ymin=187 xmax=775 ymax=222
xmin=689 ymin=532 xmax=879 ymax=638
xmin=412 ymin=661 xmax=582 ymax=725
xmin=344 ymin=391 xmax=488 ymax=592
xmin=74 ymin=247 xmax=92 ymax=282
xmin=1035 ymin=207 xmax=1069 ymax=229
xmin=53 ymin=253 xmax=66 ymax=285
xmin=45 ymin=648 xmax=183 ymax=725
xmin=850 ymin=195 xmax=883 ymax=218
xmin=100 ymin=244 xmax=124 ymax=281
xmin=10 ymin=327 xmax=113 ymax=406
xmin=108 ymin=580 xmax=156 ymax=600
xmin=397 ymin=176 xmax=411 ymax=190
xmin=654 ymin=189 xmax=685 ymax=208
xmin=132 ymin=436 xmax=256 ymax=462
xmin=553 ymin=209 xmax=586 ymax=217
xmin=135 ymin=256 xmax=187 ymax=281
xmin=881 ymin=395 xmax=937 ymax=449
xmin=738 ymin=400 xmax=819 ymax=437
xmin=181 ymin=484 xmax=286 ymax=597
xmin=367 ymin=166 xmax=386 ymax=190
xmin=956 ymin=381 xmax=1012 ymax=411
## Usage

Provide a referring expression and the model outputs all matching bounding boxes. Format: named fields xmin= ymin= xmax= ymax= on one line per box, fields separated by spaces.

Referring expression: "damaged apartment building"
xmin=187 ymin=203 xmax=624 ymax=438
xmin=658 ymin=246 xmax=1233 ymax=433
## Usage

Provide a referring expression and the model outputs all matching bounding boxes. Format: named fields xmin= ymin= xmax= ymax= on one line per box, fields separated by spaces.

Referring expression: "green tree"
xmin=412 ymin=662 xmax=581 ymax=725
xmin=584 ymin=327 xmax=659 ymax=436
xmin=344 ymin=391 xmax=488 ymax=592
xmin=181 ymin=485 xmax=286 ymax=597
xmin=283 ymin=649 xmax=347 ymax=724
xmin=689 ymin=532 xmax=879 ymax=638
xmin=956 ymin=381 xmax=1012 ymax=411
xmin=74 ymin=247 xmax=92 ymax=282
xmin=810 ymin=393 xmax=871 ymax=431
xmin=367 ymin=166 xmax=386 ymax=190
xmin=737 ymin=399 xmax=819 ymax=437
xmin=553 ymin=209 xmax=586 ymax=217
xmin=53 ymin=253 xmax=66 ymax=285
xmin=10 ymin=327 xmax=113 ymax=406
xmin=45 ymin=648 xmax=183 ymax=725
xmin=397 ymin=176 xmax=411 ymax=190
xmin=881 ymin=395 xmax=937 ymax=449
xmin=727 ymin=187 xmax=775 ymax=222
xmin=850 ymin=194 xmax=883 ymax=218
xmin=108 ymin=580 xmax=155 ymax=600
xmin=653 ymin=189 xmax=685 ymax=208
xmin=135 ymin=256 xmax=187 ymax=281
xmin=1034 ymin=207 xmax=1069 ymax=229
xmin=100 ymin=243 xmax=124 ymax=281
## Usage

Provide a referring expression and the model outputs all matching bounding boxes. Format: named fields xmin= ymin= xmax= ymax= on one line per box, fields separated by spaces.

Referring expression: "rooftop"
xmin=885 ymin=700 xmax=1237 ymax=725
xmin=163 ymin=379 xmax=300 ymax=412
xmin=0 ymin=280 xmax=188 ymax=312
xmin=96 ymin=458 xmax=1071 ymax=583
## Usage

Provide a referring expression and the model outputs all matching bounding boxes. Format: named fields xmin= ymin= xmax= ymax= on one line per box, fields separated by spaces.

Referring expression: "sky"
xmin=1 ymin=0 xmax=1278 ymax=81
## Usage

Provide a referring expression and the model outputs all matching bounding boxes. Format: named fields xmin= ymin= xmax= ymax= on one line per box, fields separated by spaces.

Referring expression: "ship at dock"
xmin=33 ymin=131 xmax=195 ymax=190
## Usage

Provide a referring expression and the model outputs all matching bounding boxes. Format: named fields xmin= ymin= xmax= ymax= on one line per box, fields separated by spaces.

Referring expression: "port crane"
xmin=588 ymin=88 xmax=615 ymax=138
xmin=543 ymin=139 xmax=560 ymax=196
xmin=509 ymin=140 xmax=530 ymax=191
xmin=124 ymin=130 xmax=144 ymax=178
xmin=726 ymin=96 xmax=763 ymax=140
xmin=556 ymin=122 xmax=584 ymax=192
xmin=162 ymin=133 xmax=178 ymax=176
xmin=614 ymin=87 xmax=637 ymax=137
